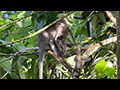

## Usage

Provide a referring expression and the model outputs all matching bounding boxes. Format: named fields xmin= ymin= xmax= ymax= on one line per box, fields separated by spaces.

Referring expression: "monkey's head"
xmin=57 ymin=36 xmax=65 ymax=45
xmin=55 ymin=19 xmax=68 ymax=32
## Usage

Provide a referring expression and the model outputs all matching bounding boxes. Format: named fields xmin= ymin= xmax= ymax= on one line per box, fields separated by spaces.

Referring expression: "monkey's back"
xmin=36 ymin=25 xmax=57 ymax=51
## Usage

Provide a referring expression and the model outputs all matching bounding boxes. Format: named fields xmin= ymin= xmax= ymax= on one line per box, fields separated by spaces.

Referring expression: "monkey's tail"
xmin=39 ymin=48 xmax=45 ymax=79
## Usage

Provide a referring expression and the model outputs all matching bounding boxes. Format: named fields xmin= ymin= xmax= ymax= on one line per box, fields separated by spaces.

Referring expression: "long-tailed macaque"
xmin=36 ymin=19 xmax=69 ymax=79
xmin=56 ymin=28 xmax=70 ymax=55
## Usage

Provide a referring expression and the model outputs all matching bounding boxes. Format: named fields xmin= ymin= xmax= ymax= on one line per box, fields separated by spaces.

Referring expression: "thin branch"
xmin=69 ymin=30 xmax=76 ymax=44
xmin=73 ymin=16 xmax=83 ymax=19
xmin=0 ymin=47 xmax=39 ymax=64
xmin=50 ymin=61 xmax=59 ymax=79
xmin=0 ymin=52 xmax=39 ymax=56
xmin=0 ymin=53 xmax=14 ymax=56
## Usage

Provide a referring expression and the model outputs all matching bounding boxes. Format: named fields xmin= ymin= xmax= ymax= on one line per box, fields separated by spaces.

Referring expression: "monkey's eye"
xmin=58 ymin=22 xmax=61 ymax=25
xmin=57 ymin=36 xmax=63 ymax=40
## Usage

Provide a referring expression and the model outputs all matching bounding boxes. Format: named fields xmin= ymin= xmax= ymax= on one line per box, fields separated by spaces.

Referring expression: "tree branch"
xmin=0 ymin=47 xmax=39 ymax=64
xmin=47 ymin=50 xmax=73 ymax=73
xmin=0 ymin=52 xmax=39 ymax=56
xmin=81 ymin=36 xmax=117 ymax=66
xmin=105 ymin=11 xmax=116 ymax=26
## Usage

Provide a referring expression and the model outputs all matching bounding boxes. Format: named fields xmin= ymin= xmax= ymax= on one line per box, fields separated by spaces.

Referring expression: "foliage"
xmin=0 ymin=11 xmax=117 ymax=79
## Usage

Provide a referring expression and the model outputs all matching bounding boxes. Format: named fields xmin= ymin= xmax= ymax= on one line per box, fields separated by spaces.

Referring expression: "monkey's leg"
xmin=49 ymin=39 xmax=62 ymax=78
xmin=39 ymin=48 xmax=45 ymax=79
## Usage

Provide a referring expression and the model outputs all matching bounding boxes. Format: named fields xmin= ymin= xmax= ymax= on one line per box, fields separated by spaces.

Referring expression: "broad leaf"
xmin=95 ymin=59 xmax=107 ymax=73
xmin=37 ymin=12 xmax=47 ymax=29
xmin=0 ymin=57 xmax=11 ymax=73
xmin=24 ymin=11 xmax=32 ymax=16
xmin=96 ymin=13 xmax=106 ymax=23
xmin=19 ymin=66 xmax=26 ymax=79
xmin=91 ymin=15 xmax=98 ymax=31
xmin=104 ymin=67 xmax=115 ymax=77
xmin=11 ymin=72 xmax=20 ymax=79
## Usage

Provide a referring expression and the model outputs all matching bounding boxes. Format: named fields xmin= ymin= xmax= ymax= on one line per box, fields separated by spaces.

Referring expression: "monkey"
xmin=36 ymin=19 xmax=69 ymax=79
xmin=56 ymin=28 xmax=70 ymax=56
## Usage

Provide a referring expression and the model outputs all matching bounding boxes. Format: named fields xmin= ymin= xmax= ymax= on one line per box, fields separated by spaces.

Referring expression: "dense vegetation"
xmin=0 ymin=11 xmax=117 ymax=79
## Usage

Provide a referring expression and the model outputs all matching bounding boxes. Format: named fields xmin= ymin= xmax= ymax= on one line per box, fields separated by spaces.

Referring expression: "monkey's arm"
xmin=49 ymin=39 xmax=62 ymax=56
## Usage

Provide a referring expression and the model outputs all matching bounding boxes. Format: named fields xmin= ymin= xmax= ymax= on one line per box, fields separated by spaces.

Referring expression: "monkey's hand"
xmin=59 ymin=51 xmax=66 ymax=59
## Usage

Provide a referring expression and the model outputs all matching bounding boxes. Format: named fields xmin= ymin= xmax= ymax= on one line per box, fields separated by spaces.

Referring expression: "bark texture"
xmin=116 ymin=11 xmax=120 ymax=79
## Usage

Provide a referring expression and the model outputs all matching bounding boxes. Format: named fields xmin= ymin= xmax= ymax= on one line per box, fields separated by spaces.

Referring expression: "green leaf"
xmin=31 ymin=17 xmax=36 ymax=27
xmin=23 ymin=18 xmax=31 ymax=27
xmin=17 ymin=57 xmax=22 ymax=67
xmin=6 ymin=35 xmax=14 ymax=42
xmin=5 ymin=19 xmax=12 ymax=24
xmin=104 ymin=67 xmax=115 ymax=77
xmin=0 ymin=57 xmax=11 ymax=72
xmin=95 ymin=60 xmax=107 ymax=74
xmin=24 ymin=11 xmax=32 ymax=16
xmin=96 ymin=13 xmax=106 ymax=23
xmin=91 ymin=15 xmax=98 ymax=31
xmin=10 ymin=15 xmax=16 ymax=19
xmin=80 ymin=12 xmax=94 ymax=30
xmin=19 ymin=66 xmax=26 ymax=79
xmin=11 ymin=72 xmax=20 ymax=79
xmin=28 ymin=60 xmax=36 ymax=78
xmin=12 ymin=27 xmax=28 ymax=39
xmin=46 ymin=11 xmax=57 ymax=25
xmin=0 ymin=20 xmax=5 ymax=25
xmin=15 ymin=43 xmax=26 ymax=50
xmin=37 ymin=12 xmax=47 ymax=29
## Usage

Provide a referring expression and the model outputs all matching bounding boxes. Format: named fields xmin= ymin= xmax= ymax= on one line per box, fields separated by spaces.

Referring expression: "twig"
xmin=0 ymin=47 xmax=39 ymax=64
xmin=50 ymin=61 xmax=59 ymax=79
xmin=0 ymin=52 xmax=39 ymax=56
xmin=69 ymin=30 xmax=76 ymax=44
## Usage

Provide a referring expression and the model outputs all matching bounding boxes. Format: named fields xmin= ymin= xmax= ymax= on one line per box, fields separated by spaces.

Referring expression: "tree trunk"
xmin=116 ymin=11 xmax=120 ymax=79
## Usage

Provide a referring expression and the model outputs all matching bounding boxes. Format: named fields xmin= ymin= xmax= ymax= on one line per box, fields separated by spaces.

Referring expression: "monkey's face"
xmin=55 ymin=20 xmax=68 ymax=32
xmin=56 ymin=35 xmax=66 ymax=46
xmin=57 ymin=36 xmax=63 ymax=45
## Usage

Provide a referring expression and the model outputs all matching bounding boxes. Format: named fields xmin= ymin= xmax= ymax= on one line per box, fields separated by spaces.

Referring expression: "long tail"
xmin=39 ymin=48 xmax=45 ymax=79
